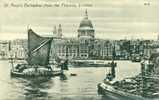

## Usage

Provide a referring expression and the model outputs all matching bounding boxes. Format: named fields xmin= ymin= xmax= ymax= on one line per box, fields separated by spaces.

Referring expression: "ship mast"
xmin=10 ymin=54 xmax=14 ymax=71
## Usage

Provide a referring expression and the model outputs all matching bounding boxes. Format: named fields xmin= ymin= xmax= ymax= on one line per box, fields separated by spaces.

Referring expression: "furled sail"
xmin=27 ymin=29 xmax=53 ymax=66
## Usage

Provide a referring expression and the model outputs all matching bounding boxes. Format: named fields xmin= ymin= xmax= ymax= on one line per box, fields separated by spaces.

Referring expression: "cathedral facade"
xmin=53 ymin=10 xmax=114 ymax=60
xmin=53 ymin=10 xmax=95 ymax=59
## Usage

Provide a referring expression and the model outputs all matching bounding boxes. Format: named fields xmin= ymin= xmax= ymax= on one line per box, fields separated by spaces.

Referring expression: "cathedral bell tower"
xmin=53 ymin=24 xmax=62 ymax=38
xmin=58 ymin=24 xmax=62 ymax=38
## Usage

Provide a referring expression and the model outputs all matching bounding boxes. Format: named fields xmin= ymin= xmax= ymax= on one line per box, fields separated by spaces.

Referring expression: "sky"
xmin=0 ymin=0 xmax=159 ymax=40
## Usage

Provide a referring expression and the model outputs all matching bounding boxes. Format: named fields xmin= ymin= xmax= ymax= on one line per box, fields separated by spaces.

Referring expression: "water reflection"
xmin=11 ymin=77 xmax=52 ymax=100
xmin=0 ymin=60 xmax=141 ymax=100
xmin=60 ymin=74 xmax=68 ymax=81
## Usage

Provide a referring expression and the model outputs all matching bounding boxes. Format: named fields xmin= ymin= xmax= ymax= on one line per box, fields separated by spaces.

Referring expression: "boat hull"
xmin=97 ymin=83 xmax=145 ymax=100
xmin=10 ymin=69 xmax=62 ymax=78
xmin=70 ymin=62 xmax=112 ymax=67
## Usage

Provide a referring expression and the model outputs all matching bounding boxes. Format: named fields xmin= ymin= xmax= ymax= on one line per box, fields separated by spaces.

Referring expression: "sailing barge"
xmin=10 ymin=29 xmax=63 ymax=78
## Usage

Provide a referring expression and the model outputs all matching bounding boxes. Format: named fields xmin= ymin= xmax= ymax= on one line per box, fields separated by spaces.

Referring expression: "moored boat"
xmin=69 ymin=60 xmax=117 ymax=67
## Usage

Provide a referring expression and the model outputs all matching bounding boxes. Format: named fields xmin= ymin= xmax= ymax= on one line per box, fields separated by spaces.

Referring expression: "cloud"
xmin=0 ymin=0 xmax=159 ymax=40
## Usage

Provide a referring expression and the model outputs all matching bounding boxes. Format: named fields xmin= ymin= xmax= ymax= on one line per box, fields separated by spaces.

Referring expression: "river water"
xmin=0 ymin=60 xmax=141 ymax=100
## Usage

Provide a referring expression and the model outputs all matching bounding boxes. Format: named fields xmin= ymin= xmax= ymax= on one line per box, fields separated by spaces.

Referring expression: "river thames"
xmin=0 ymin=60 xmax=141 ymax=100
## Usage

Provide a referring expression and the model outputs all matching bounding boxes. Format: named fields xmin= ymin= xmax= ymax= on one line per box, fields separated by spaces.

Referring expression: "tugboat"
xmin=98 ymin=74 xmax=144 ymax=99
xmin=10 ymin=28 xmax=64 ymax=78
xmin=97 ymin=53 xmax=159 ymax=100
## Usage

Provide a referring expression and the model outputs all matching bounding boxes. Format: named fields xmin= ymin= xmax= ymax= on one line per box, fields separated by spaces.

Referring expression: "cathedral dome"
xmin=78 ymin=10 xmax=95 ymax=38
xmin=79 ymin=18 xmax=93 ymax=28
xmin=78 ymin=10 xmax=94 ymax=31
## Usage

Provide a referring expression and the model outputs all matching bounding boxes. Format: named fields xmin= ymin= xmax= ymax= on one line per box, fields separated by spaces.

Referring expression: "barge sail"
xmin=10 ymin=29 xmax=62 ymax=77
xmin=27 ymin=29 xmax=52 ymax=66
